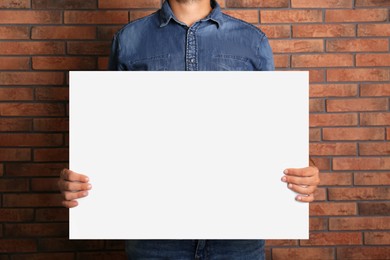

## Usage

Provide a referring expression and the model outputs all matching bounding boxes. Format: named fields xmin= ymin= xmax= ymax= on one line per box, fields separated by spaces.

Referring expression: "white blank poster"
xmin=69 ymin=71 xmax=309 ymax=239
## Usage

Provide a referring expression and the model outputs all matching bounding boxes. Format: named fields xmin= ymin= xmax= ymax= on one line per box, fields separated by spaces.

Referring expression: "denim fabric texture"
xmin=109 ymin=0 xmax=273 ymax=259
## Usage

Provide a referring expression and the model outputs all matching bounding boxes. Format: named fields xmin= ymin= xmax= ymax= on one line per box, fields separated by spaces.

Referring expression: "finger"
xmin=61 ymin=168 xmax=89 ymax=182
xmin=284 ymin=166 xmax=318 ymax=177
xmin=295 ymin=193 xmax=314 ymax=203
xmin=281 ymin=175 xmax=314 ymax=186
xmin=288 ymin=183 xmax=316 ymax=195
xmin=62 ymin=200 xmax=79 ymax=208
xmin=59 ymin=180 xmax=92 ymax=192
xmin=63 ymin=190 xmax=89 ymax=201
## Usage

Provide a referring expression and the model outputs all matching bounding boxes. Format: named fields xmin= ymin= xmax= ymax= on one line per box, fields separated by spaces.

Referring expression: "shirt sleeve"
xmin=108 ymin=34 xmax=126 ymax=71
xmin=257 ymin=35 xmax=275 ymax=71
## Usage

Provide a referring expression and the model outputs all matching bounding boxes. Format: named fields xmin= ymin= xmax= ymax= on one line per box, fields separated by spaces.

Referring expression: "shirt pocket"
xmin=210 ymin=54 xmax=252 ymax=71
xmin=129 ymin=54 xmax=169 ymax=71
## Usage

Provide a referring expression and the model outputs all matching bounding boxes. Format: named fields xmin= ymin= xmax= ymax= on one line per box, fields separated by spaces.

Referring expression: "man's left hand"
xmin=281 ymin=166 xmax=320 ymax=202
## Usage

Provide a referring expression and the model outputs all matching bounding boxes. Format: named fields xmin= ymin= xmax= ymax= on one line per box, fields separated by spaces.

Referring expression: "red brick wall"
xmin=0 ymin=0 xmax=389 ymax=259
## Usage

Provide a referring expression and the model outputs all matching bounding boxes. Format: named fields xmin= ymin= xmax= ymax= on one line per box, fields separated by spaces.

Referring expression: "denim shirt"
xmin=108 ymin=0 xmax=274 ymax=71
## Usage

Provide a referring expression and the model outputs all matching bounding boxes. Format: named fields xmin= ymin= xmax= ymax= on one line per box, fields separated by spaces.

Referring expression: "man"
xmin=58 ymin=0 xmax=320 ymax=259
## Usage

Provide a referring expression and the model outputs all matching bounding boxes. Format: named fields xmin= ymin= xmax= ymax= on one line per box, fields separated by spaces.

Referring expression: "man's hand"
xmin=281 ymin=166 xmax=320 ymax=202
xmin=58 ymin=168 xmax=91 ymax=208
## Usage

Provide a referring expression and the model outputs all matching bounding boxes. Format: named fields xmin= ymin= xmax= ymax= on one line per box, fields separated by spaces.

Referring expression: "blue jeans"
xmin=125 ymin=240 xmax=265 ymax=260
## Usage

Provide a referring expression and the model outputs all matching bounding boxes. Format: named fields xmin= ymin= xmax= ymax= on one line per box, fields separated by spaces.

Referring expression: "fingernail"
xmin=296 ymin=196 xmax=301 ymax=201
xmin=83 ymin=191 xmax=88 ymax=196
xmin=281 ymin=176 xmax=287 ymax=182
xmin=284 ymin=169 xmax=288 ymax=174
xmin=87 ymin=184 xmax=92 ymax=189
xmin=85 ymin=177 xmax=89 ymax=182
xmin=288 ymin=183 xmax=293 ymax=188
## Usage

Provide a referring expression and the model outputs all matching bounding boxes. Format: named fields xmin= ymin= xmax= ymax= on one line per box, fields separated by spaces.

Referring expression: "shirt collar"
xmin=159 ymin=0 xmax=223 ymax=28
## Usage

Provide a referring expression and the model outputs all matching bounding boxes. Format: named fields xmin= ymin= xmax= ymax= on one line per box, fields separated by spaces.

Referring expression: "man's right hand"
xmin=58 ymin=168 xmax=91 ymax=208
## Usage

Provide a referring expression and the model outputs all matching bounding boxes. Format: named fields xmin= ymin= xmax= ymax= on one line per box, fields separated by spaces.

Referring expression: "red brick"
xmin=309 ymin=99 xmax=324 ymax=112
xmin=0 ymin=0 xmax=30 ymax=8
xmin=36 ymin=208 xmax=68 ymax=222
xmin=0 ymin=133 xmax=62 ymax=147
xmin=261 ymin=10 xmax=322 ymax=23
xmin=0 ymin=72 xmax=64 ymax=85
xmin=361 ymin=112 xmax=390 ymax=126
xmin=310 ymin=218 xmax=328 ymax=231
xmin=265 ymin=240 xmax=298 ymax=246
xmin=293 ymin=24 xmax=355 ymax=38
xmin=310 ymin=202 xmax=357 ymax=216
xmin=32 ymin=0 xmax=96 ymax=9
xmin=99 ymin=0 xmax=160 ymax=8
xmin=98 ymin=26 xmax=122 ymax=40
xmin=226 ymin=0 xmax=288 ymax=7
xmin=64 ymin=11 xmax=128 ymax=24
xmin=334 ymin=157 xmax=390 ymax=170
xmin=312 ymin=158 xmax=331 ymax=171
xmin=358 ymin=24 xmax=390 ymax=37
xmin=0 ymin=41 xmax=65 ymax=55
xmin=360 ymin=142 xmax=390 ymax=156
xmin=258 ymin=25 xmax=290 ymax=38
xmin=0 ymin=103 xmax=65 ymax=116
xmin=319 ymin=172 xmax=353 ymax=186
xmin=313 ymin=187 xmax=327 ymax=201
xmin=300 ymin=232 xmax=362 ymax=246
xmin=356 ymin=0 xmax=390 ymax=6
xmin=361 ymin=84 xmax=390 ymax=96
xmin=0 ymin=179 xmax=29 ymax=192
xmin=0 ymin=26 xmax=29 ymax=39
xmin=77 ymin=252 xmax=127 ymax=260
xmin=3 ymin=193 xmax=62 ymax=207
xmin=34 ymin=148 xmax=69 ymax=162
xmin=327 ymin=98 xmax=388 ymax=112
xmin=310 ymin=113 xmax=358 ymax=127
xmin=326 ymin=9 xmax=388 ymax=22
xmin=0 ymin=239 xmax=36 ymax=253
xmin=33 ymin=57 xmax=96 ymax=70
xmin=0 ymin=119 xmax=32 ymax=131
xmin=338 ymin=247 xmax=390 ymax=259
xmin=309 ymin=128 xmax=321 ymax=141
xmin=0 ymin=209 xmax=33 ymax=222
xmin=310 ymin=142 xmax=356 ymax=156
xmin=292 ymin=54 xmax=353 ymax=68
xmin=33 ymin=118 xmax=68 ymax=132
xmin=274 ymin=55 xmax=289 ymax=68
xmin=0 ymin=148 xmax=30 ymax=161
xmin=31 ymin=178 xmax=59 ymax=191
xmin=327 ymin=39 xmax=389 ymax=52
xmin=67 ymin=41 xmax=111 ymax=55
xmin=365 ymin=232 xmax=390 ymax=245
xmin=272 ymin=248 xmax=334 ymax=260
xmin=10 ymin=253 xmax=75 ymax=260
xmin=359 ymin=202 xmax=390 ymax=215
xmin=5 ymin=163 xmax=68 ymax=177
xmin=387 ymin=128 xmax=390 ymax=140
xmin=327 ymin=69 xmax=389 ymax=82
xmin=0 ymin=57 xmax=29 ymax=70
xmin=224 ymin=10 xmax=259 ymax=24
xmin=5 ymin=223 xmax=67 ymax=237
xmin=310 ymin=84 xmax=357 ymax=97
xmin=309 ymin=70 xmax=325 ymax=83
xmin=329 ymin=187 xmax=390 ymax=200
xmin=292 ymin=0 xmax=352 ymax=8
xmin=130 ymin=10 xmax=159 ymax=22
xmin=357 ymin=54 xmax=390 ymax=67
xmin=330 ymin=217 xmax=390 ymax=230
xmin=35 ymin=87 xmax=69 ymax=101
xmin=98 ymin=57 xmax=109 ymax=70
xmin=38 ymin=238 xmax=105 ymax=251
xmin=0 ymin=11 xmax=61 ymax=24
xmin=0 ymin=88 xmax=33 ymax=100
xmin=324 ymin=127 xmax=384 ymax=141
xmin=32 ymin=26 xmax=96 ymax=40
xmin=270 ymin=40 xmax=323 ymax=53
xmin=355 ymin=172 xmax=390 ymax=185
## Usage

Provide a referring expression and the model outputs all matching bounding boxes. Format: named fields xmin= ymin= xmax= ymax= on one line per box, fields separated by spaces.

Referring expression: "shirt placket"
xmin=185 ymin=23 xmax=200 ymax=71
